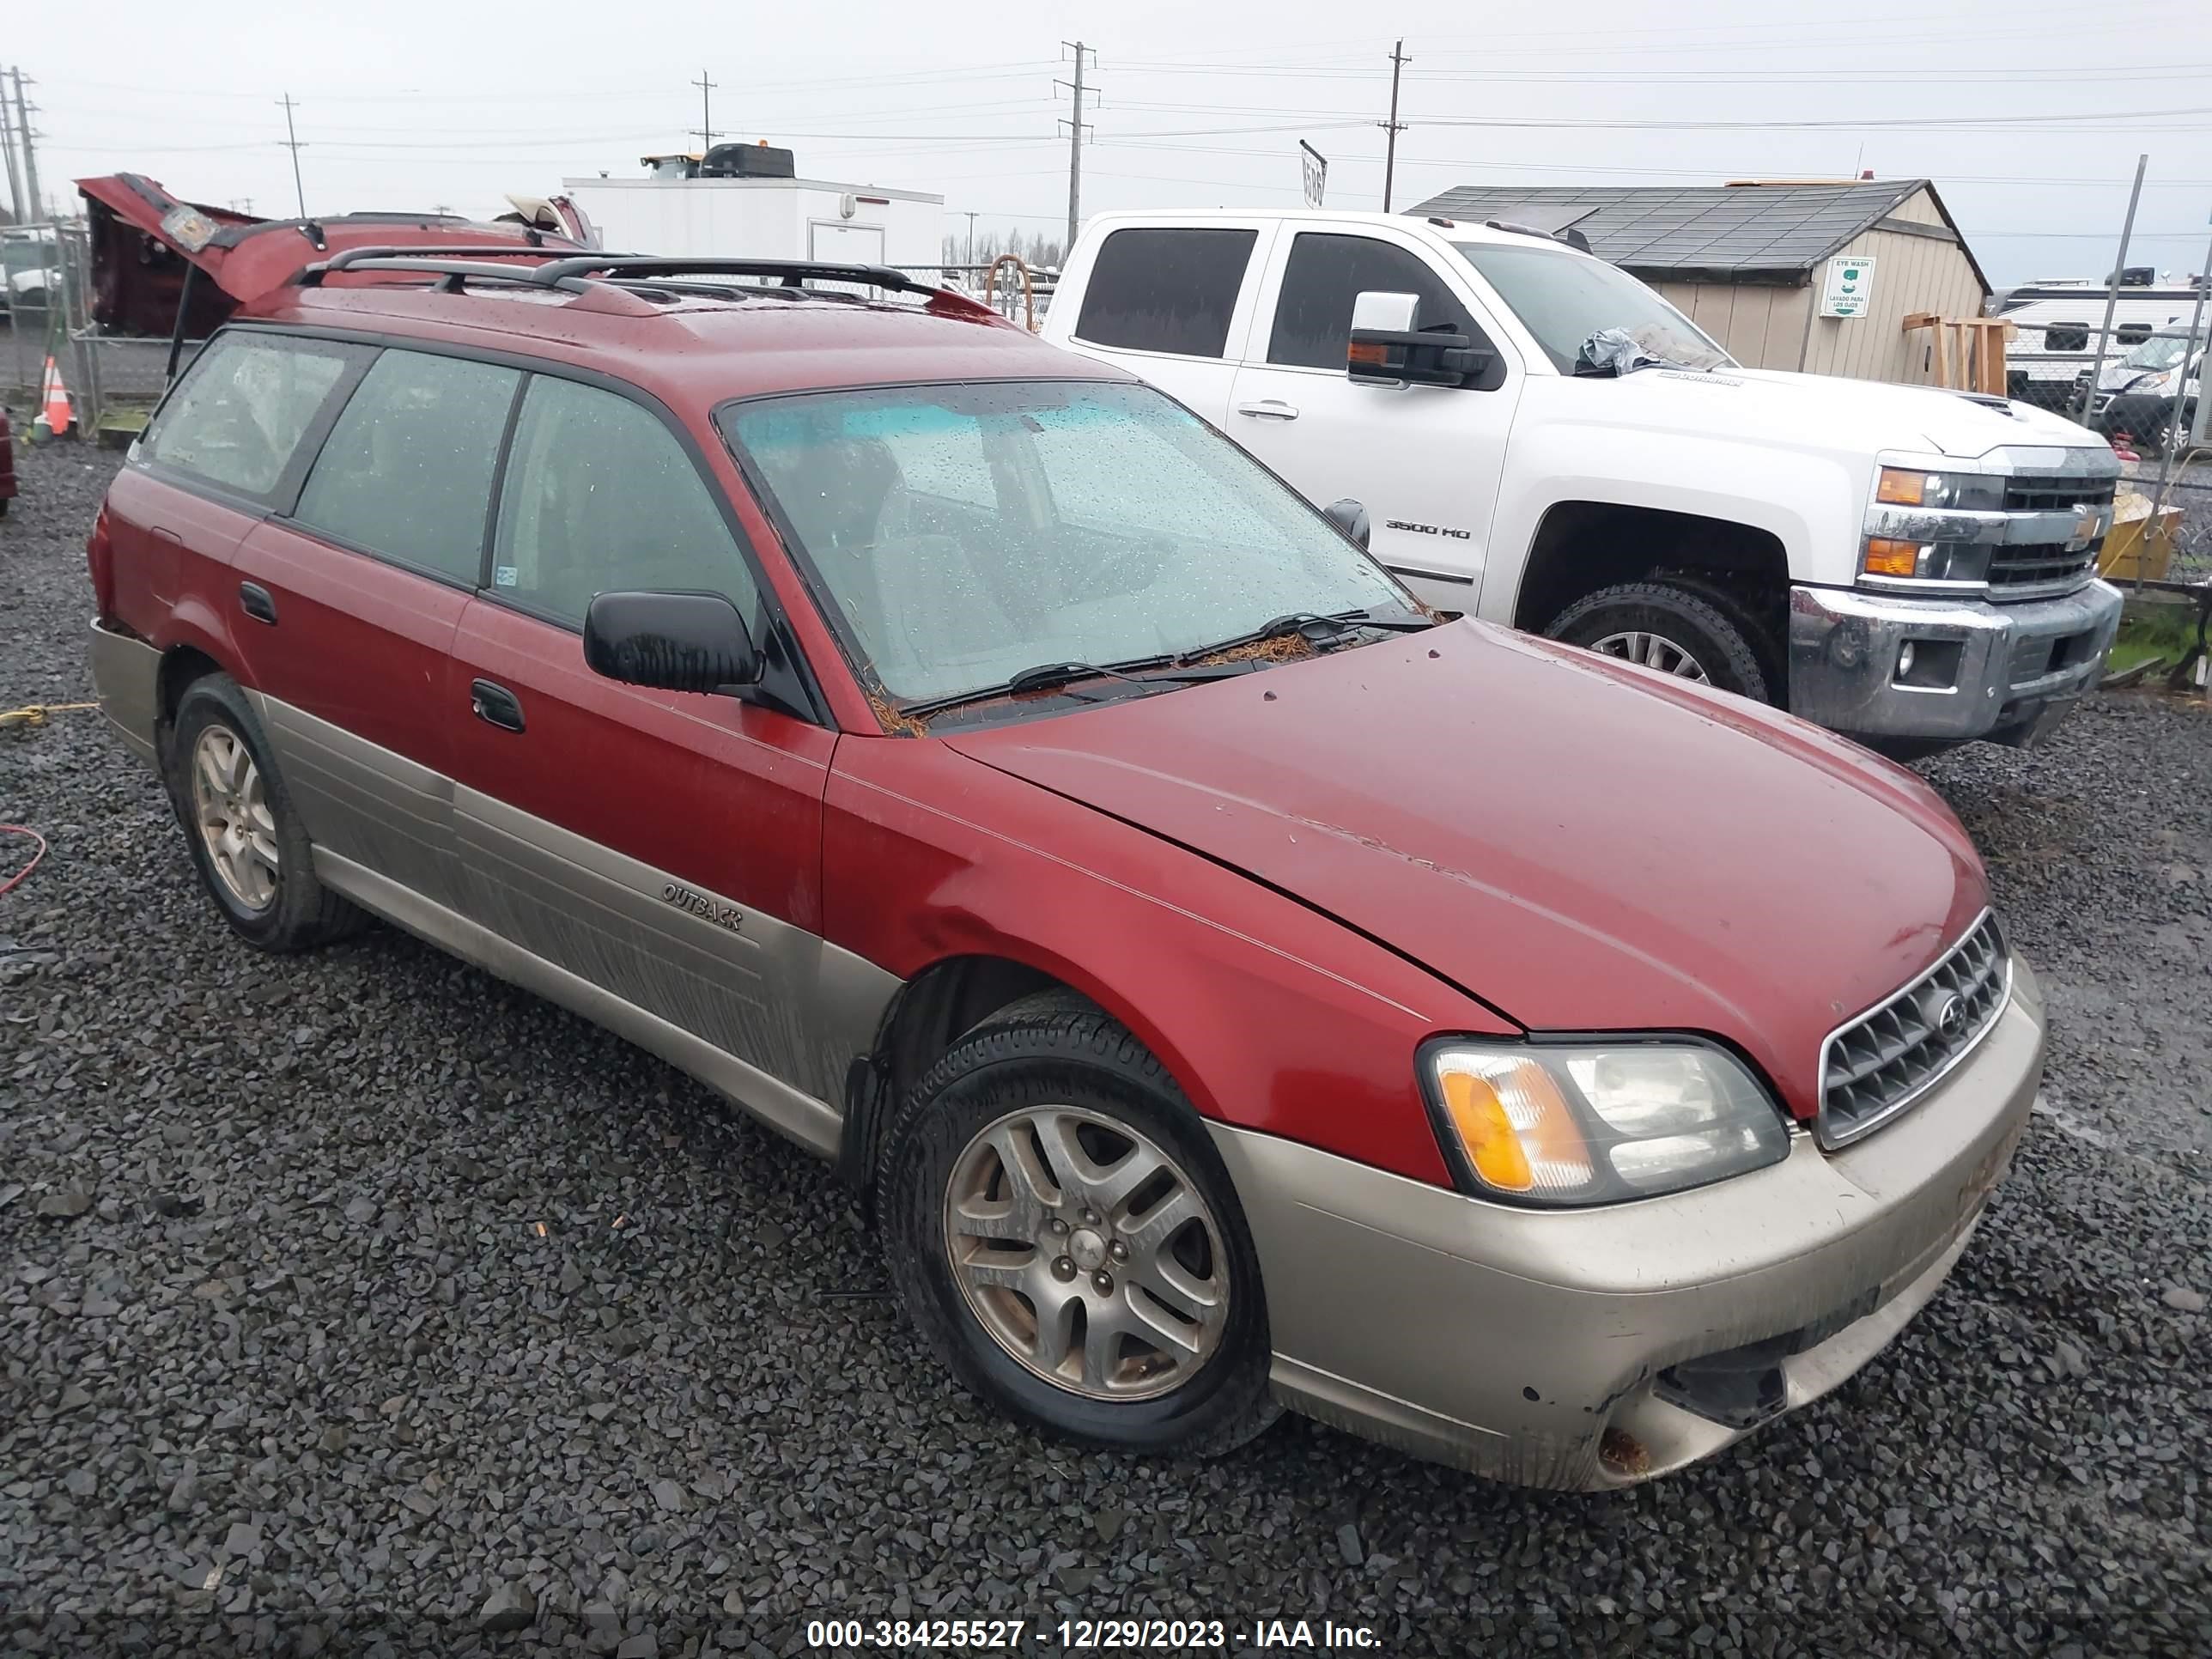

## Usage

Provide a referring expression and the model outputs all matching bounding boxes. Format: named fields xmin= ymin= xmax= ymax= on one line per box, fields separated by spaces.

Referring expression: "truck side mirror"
xmin=1323 ymin=498 xmax=1371 ymax=550
xmin=1346 ymin=289 xmax=1496 ymax=390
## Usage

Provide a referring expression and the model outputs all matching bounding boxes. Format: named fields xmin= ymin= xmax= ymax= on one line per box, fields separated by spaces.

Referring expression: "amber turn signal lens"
xmin=1441 ymin=1071 xmax=1534 ymax=1191
xmin=1875 ymin=467 xmax=1931 ymax=506
xmin=1347 ymin=341 xmax=1391 ymax=367
xmin=1862 ymin=538 xmax=1923 ymax=578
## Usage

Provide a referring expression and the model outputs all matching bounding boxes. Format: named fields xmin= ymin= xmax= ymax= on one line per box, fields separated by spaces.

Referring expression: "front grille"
xmin=1819 ymin=915 xmax=2010 ymax=1147
xmin=1989 ymin=544 xmax=2098 ymax=591
xmin=2003 ymin=477 xmax=2115 ymax=514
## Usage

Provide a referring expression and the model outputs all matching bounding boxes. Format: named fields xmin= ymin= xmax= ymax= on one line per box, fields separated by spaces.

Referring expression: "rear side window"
xmin=491 ymin=376 xmax=760 ymax=629
xmin=139 ymin=332 xmax=356 ymax=500
xmin=1074 ymin=228 xmax=1257 ymax=359
xmin=293 ymin=349 xmax=522 ymax=583
xmin=1267 ymin=234 xmax=1477 ymax=370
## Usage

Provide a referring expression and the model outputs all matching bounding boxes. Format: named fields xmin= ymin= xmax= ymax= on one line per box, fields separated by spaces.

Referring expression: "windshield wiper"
xmin=898 ymin=659 xmax=1249 ymax=721
xmin=1176 ymin=608 xmax=1434 ymax=664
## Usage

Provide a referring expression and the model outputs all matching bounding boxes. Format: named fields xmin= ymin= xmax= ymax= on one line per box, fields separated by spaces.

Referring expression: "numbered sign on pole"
xmin=1299 ymin=142 xmax=1328 ymax=209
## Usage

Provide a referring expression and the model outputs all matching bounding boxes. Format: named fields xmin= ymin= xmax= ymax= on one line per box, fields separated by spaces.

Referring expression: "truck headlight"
xmin=1875 ymin=467 xmax=2006 ymax=512
xmin=1862 ymin=538 xmax=1994 ymax=583
xmin=1424 ymin=1041 xmax=1792 ymax=1206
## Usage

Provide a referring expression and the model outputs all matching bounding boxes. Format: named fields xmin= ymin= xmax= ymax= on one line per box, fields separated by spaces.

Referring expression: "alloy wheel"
xmin=190 ymin=725 xmax=279 ymax=911
xmin=943 ymin=1105 xmax=1230 ymax=1401
xmin=1588 ymin=629 xmax=1711 ymax=682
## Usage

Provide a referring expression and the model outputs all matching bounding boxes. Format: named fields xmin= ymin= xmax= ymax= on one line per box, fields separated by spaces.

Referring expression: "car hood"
xmin=944 ymin=623 xmax=1988 ymax=1120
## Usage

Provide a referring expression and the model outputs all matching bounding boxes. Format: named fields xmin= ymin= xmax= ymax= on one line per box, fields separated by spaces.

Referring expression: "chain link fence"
xmin=2 ymin=219 xmax=193 ymax=431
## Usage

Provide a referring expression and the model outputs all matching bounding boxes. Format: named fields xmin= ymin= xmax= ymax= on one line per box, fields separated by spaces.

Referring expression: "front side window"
xmin=140 ymin=332 xmax=356 ymax=500
xmin=721 ymin=380 xmax=1413 ymax=709
xmin=1268 ymin=233 xmax=1480 ymax=371
xmin=1452 ymin=240 xmax=1731 ymax=374
xmin=1074 ymin=228 xmax=1258 ymax=359
xmin=493 ymin=375 xmax=761 ymax=629
xmin=293 ymin=349 xmax=521 ymax=582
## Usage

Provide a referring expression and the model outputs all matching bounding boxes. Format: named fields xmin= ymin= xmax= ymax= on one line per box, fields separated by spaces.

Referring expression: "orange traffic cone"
xmin=40 ymin=355 xmax=73 ymax=437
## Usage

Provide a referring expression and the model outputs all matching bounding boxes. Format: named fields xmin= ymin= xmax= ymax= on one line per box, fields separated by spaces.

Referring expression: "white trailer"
xmin=557 ymin=169 xmax=942 ymax=270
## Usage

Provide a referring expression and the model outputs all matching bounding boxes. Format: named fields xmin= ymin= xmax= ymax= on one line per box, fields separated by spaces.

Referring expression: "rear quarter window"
xmin=137 ymin=332 xmax=361 ymax=502
xmin=1074 ymin=227 xmax=1257 ymax=359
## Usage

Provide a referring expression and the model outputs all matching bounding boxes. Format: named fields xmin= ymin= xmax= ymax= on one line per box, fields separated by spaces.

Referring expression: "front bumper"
xmin=1787 ymin=580 xmax=2122 ymax=746
xmin=1209 ymin=958 xmax=2045 ymax=1490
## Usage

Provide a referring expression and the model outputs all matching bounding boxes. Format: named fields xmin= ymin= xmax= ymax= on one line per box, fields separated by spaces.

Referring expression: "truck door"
xmin=1054 ymin=222 xmax=1273 ymax=432
xmin=1226 ymin=228 xmax=1522 ymax=611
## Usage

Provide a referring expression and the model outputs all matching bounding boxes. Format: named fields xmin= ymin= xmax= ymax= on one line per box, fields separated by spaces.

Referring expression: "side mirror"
xmin=583 ymin=590 xmax=761 ymax=694
xmin=1323 ymin=498 xmax=1371 ymax=550
xmin=1347 ymin=288 xmax=1496 ymax=390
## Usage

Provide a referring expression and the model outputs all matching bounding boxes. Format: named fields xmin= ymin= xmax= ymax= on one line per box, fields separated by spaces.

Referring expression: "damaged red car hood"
xmin=944 ymin=621 xmax=1987 ymax=1121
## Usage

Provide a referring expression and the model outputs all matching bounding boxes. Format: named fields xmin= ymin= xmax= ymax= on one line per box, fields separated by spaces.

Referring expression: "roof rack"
xmin=295 ymin=248 xmax=991 ymax=313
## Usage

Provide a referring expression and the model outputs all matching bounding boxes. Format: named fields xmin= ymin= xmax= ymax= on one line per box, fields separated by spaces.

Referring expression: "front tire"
xmin=1546 ymin=579 xmax=1775 ymax=703
xmin=164 ymin=674 xmax=365 ymax=951
xmin=879 ymin=994 xmax=1279 ymax=1457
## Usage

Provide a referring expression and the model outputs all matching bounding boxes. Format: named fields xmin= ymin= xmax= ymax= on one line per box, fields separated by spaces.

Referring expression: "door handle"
xmin=238 ymin=581 xmax=278 ymax=625
xmin=470 ymin=678 xmax=526 ymax=733
xmin=1234 ymin=398 xmax=1300 ymax=421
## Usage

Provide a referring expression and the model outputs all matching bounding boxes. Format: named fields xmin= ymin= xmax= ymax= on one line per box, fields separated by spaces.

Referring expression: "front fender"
xmin=822 ymin=738 xmax=1516 ymax=1188
xmin=1487 ymin=422 xmax=1860 ymax=620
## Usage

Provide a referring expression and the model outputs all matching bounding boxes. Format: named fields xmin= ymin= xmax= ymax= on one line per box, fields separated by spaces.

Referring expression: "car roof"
xmin=1079 ymin=205 xmax=1587 ymax=255
xmin=240 ymin=272 xmax=1123 ymax=404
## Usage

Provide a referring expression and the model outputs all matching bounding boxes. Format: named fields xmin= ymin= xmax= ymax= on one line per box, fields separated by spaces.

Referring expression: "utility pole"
xmin=690 ymin=70 xmax=718 ymax=153
xmin=276 ymin=93 xmax=307 ymax=218
xmin=1381 ymin=40 xmax=1409 ymax=213
xmin=13 ymin=67 xmax=44 ymax=222
xmin=964 ymin=210 xmax=978 ymax=270
xmin=1058 ymin=42 xmax=1096 ymax=259
xmin=0 ymin=70 xmax=23 ymax=223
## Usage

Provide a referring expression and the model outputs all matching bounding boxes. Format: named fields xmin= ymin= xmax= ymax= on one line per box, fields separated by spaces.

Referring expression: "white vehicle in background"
xmin=552 ymin=143 xmax=943 ymax=272
xmin=2081 ymin=325 xmax=2207 ymax=456
xmin=0 ymin=227 xmax=62 ymax=317
xmin=1044 ymin=208 xmax=2126 ymax=754
xmin=1993 ymin=271 xmax=2207 ymax=412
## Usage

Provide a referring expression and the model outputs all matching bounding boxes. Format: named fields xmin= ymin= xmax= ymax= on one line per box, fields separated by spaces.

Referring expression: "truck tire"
xmin=1546 ymin=580 xmax=1774 ymax=704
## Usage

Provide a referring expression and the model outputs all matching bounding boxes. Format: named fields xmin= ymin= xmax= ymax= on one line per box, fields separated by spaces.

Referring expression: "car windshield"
xmin=2121 ymin=334 xmax=2198 ymax=370
xmin=720 ymin=380 xmax=1417 ymax=709
xmin=1451 ymin=240 xmax=1734 ymax=374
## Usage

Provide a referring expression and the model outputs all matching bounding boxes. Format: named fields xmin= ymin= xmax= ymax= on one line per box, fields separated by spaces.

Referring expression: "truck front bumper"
xmin=1207 ymin=960 xmax=2044 ymax=1491
xmin=1786 ymin=580 xmax=2123 ymax=747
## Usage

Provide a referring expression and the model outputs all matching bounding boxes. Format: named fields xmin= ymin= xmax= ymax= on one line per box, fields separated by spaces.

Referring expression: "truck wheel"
xmin=878 ymin=992 xmax=1279 ymax=1458
xmin=1547 ymin=580 xmax=1773 ymax=703
xmin=164 ymin=674 xmax=367 ymax=951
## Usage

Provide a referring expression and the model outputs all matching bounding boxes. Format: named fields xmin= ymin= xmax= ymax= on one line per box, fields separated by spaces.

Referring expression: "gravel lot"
xmin=4 ymin=443 xmax=2209 ymax=1658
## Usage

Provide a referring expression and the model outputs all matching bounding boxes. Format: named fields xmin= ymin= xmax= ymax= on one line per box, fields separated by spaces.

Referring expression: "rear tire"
xmin=1546 ymin=579 xmax=1775 ymax=703
xmin=879 ymin=993 xmax=1279 ymax=1458
xmin=164 ymin=674 xmax=367 ymax=951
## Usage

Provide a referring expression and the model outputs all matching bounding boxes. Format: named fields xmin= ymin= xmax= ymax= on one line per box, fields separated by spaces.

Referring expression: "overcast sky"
xmin=8 ymin=0 xmax=2210 ymax=283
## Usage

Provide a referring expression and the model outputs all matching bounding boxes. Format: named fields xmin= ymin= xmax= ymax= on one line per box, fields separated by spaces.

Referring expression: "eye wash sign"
xmin=1820 ymin=254 xmax=1878 ymax=319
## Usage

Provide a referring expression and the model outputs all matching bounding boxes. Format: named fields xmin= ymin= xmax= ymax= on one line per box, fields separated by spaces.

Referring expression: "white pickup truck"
xmin=1042 ymin=209 xmax=2127 ymax=752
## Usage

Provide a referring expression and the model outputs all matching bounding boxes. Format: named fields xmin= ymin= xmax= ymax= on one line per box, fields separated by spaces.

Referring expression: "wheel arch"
xmin=837 ymin=949 xmax=1218 ymax=1198
xmin=1513 ymin=501 xmax=1793 ymax=636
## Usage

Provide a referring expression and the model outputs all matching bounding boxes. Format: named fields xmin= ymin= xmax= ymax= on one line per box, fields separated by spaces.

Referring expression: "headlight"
xmin=1425 ymin=1040 xmax=1791 ymax=1206
xmin=1861 ymin=538 xmax=1994 ymax=583
xmin=1874 ymin=467 xmax=2006 ymax=512
xmin=2137 ymin=371 xmax=2172 ymax=390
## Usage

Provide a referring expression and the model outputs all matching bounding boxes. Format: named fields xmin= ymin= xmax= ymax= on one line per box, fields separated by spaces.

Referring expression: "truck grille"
xmin=1818 ymin=915 xmax=2010 ymax=1148
xmin=1988 ymin=476 xmax=2115 ymax=598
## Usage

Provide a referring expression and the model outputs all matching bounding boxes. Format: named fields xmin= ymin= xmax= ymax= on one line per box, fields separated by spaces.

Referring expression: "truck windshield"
xmin=720 ymin=380 xmax=1417 ymax=710
xmin=1451 ymin=241 xmax=1733 ymax=374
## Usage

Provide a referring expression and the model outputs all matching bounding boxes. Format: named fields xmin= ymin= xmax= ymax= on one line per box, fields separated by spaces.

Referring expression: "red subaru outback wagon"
xmin=87 ymin=225 xmax=2042 ymax=1489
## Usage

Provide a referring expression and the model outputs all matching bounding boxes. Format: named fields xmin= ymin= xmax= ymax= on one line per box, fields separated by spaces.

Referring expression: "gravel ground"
xmin=4 ymin=442 xmax=2209 ymax=1658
